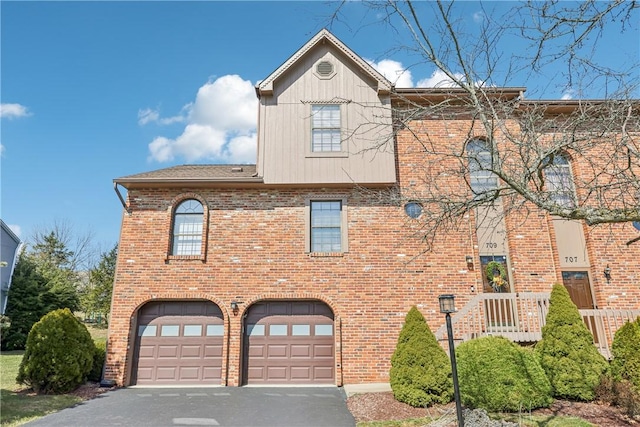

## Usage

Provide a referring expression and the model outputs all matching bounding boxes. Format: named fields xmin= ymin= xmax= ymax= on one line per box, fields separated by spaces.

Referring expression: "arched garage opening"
xmin=243 ymin=300 xmax=335 ymax=385
xmin=132 ymin=300 xmax=224 ymax=386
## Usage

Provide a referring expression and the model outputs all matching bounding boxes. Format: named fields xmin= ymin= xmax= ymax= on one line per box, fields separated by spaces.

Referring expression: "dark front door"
xmin=561 ymin=271 xmax=599 ymax=343
xmin=480 ymin=256 xmax=515 ymax=330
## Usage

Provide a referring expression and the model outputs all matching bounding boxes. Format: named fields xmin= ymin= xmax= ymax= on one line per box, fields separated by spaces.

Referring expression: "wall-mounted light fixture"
xmin=604 ymin=265 xmax=612 ymax=284
xmin=231 ymin=301 xmax=240 ymax=314
xmin=470 ymin=285 xmax=476 ymax=293
xmin=465 ymin=255 xmax=474 ymax=270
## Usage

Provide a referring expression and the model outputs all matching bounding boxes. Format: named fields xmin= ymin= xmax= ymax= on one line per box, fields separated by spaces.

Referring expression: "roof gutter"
xmin=114 ymin=182 xmax=131 ymax=215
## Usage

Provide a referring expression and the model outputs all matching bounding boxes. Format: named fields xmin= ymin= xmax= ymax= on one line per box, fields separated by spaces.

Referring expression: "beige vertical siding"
xmin=258 ymin=44 xmax=396 ymax=185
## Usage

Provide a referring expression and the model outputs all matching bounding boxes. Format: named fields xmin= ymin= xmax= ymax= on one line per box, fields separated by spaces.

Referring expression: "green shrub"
xmin=17 ymin=308 xmax=95 ymax=394
xmin=88 ymin=341 xmax=106 ymax=382
xmin=390 ymin=306 xmax=453 ymax=407
xmin=610 ymin=317 xmax=640 ymax=391
xmin=0 ymin=315 xmax=10 ymax=343
xmin=456 ymin=336 xmax=553 ymax=412
xmin=535 ymin=284 xmax=609 ymax=401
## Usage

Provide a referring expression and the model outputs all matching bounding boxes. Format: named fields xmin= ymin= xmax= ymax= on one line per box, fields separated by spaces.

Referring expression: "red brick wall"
xmin=105 ymin=117 xmax=640 ymax=386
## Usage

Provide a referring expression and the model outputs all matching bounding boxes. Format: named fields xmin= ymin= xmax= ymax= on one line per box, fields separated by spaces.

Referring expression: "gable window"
xmin=544 ymin=153 xmax=575 ymax=208
xmin=467 ymin=139 xmax=497 ymax=197
xmin=172 ymin=199 xmax=204 ymax=256
xmin=309 ymin=200 xmax=347 ymax=253
xmin=311 ymin=105 xmax=341 ymax=152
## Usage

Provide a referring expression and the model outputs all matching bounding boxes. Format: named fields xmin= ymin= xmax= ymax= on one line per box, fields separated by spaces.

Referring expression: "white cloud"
xmin=147 ymin=75 xmax=258 ymax=164
xmin=367 ymin=59 xmax=414 ymax=88
xmin=0 ymin=103 xmax=30 ymax=119
xmin=0 ymin=144 xmax=4 ymax=156
xmin=138 ymin=107 xmax=187 ymax=126
xmin=473 ymin=12 xmax=485 ymax=23
xmin=561 ymin=90 xmax=575 ymax=100
xmin=138 ymin=108 xmax=160 ymax=125
xmin=417 ymin=70 xmax=465 ymax=88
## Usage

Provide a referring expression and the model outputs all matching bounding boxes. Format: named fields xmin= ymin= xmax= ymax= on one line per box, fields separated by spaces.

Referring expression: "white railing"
xmin=579 ymin=309 xmax=640 ymax=359
xmin=435 ymin=292 xmax=640 ymax=359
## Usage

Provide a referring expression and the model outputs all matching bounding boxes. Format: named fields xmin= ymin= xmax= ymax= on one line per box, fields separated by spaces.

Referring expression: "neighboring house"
xmin=105 ymin=29 xmax=640 ymax=387
xmin=1 ymin=220 xmax=22 ymax=315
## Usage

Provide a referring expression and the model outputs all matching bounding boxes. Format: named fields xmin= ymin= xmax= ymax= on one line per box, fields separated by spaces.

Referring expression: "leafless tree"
xmin=29 ymin=219 xmax=99 ymax=273
xmin=332 ymin=1 xmax=640 ymax=245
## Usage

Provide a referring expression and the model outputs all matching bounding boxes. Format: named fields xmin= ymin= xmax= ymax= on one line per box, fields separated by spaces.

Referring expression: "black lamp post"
xmin=439 ymin=294 xmax=464 ymax=427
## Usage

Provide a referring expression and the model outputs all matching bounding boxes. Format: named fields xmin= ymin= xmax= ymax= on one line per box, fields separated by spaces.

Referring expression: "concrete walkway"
xmin=25 ymin=387 xmax=356 ymax=427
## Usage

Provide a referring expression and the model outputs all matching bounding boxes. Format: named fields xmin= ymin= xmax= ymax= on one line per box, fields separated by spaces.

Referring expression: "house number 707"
xmin=565 ymin=256 xmax=578 ymax=263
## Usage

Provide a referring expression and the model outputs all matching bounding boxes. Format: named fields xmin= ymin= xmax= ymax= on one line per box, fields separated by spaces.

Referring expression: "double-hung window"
xmin=310 ymin=201 xmax=342 ymax=252
xmin=311 ymin=105 xmax=341 ymax=152
xmin=467 ymin=139 xmax=498 ymax=197
xmin=544 ymin=153 xmax=575 ymax=208
xmin=172 ymin=199 xmax=204 ymax=256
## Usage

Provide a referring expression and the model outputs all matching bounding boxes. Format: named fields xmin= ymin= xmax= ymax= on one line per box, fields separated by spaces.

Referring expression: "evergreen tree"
xmin=80 ymin=245 xmax=117 ymax=323
xmin=610 ymin=317 xmax=640 ymax=392
xmin=2 ymin=255 xmax=49 ymax=350
xmin=390 ymin=306 xmax=453 ymax=407
xmin=17 ymin=308 xmax=94 ymax=394
xmin=30 ymin=231 xmax=80 ymax=312
xmin=535 ymin=284 xmax=609 ymax=401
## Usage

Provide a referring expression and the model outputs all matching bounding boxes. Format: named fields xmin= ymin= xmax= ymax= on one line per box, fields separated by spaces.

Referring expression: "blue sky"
xmin=2 ymin=1 xmax=638 ymax=252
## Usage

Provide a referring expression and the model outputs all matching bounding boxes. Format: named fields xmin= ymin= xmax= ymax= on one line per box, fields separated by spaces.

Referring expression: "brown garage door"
xmin=243 ymin=301 xmax=334 ymax=384
xmin=133 ymin=300 xmax=224 ymax=385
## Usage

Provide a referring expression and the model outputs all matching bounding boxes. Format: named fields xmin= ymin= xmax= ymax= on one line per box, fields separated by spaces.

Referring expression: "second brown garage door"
xmin=133 ymin=300 xmax=224 ymax=386
xmin=243 ymin=300 xmax=335 ymax=384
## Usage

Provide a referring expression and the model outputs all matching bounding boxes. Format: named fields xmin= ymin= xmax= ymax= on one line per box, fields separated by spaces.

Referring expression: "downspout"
xmin=114 ymin=183 xmax=131 ymax=214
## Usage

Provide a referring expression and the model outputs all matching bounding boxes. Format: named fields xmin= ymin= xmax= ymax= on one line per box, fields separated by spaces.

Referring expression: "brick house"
xmin=105 ymin=29 xmax=640 ymax=387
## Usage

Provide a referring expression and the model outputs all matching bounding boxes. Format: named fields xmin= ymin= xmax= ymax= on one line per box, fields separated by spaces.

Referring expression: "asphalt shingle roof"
xmin=114 ymin=164 xmax=261 ymax=187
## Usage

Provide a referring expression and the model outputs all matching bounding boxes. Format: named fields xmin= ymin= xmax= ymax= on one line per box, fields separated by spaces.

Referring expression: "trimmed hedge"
xmin=456 ymin=336 xmax=553 ymax=412
xmin=390 ymin=306 xmax=453 ymax=407
xmin=89 ymin=341 xmax=107 ymax=382
xmin=17 ymin=308 xmax=95 ymax=394
xmin=535 ymin=284 xmax=609 ymax=401
xmin=611 ymin=316 xmax=640 ymax=391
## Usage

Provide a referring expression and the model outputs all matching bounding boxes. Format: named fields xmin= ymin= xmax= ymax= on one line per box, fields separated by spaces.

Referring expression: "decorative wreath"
xmin=485 ymin=261 xmax=508 ymax=289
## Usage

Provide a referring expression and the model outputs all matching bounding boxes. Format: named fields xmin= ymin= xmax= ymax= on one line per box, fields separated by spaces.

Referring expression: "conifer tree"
xmin=390 ymin=306 xmax=453 ymax=407
xmin=535 ymin=284 xmax=609 ymax=401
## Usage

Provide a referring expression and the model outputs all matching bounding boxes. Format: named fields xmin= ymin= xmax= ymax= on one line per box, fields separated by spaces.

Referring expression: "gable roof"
xmin=256 ymin=29 xmax=392 ymax=97
xmin=0 ymin=220 xmax=20 ymax=245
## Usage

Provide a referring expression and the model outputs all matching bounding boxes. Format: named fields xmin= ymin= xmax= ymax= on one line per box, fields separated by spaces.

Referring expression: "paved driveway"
xmin=25 ymin=387 xmax=356 ymax=427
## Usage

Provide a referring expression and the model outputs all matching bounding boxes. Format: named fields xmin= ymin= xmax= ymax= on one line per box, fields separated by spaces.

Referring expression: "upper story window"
xmin=172 ymin=199 xmax=204 ymax=256
xmin=544 ymin=153 xmax=576 ymax=208
xmin=311 ymin=105 xmax=341 ymax=152
xmin=467 ymin=139 xmax=498 ymax=196
xmin=310 ymin=200 xmax=343 ymax=253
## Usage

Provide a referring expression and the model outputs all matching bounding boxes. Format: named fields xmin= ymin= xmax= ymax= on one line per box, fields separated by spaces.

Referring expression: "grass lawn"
xmin=0 ymin=325 xmax=108 ymax=427
xmin=0 ymin=351 xmax=82 ymax=427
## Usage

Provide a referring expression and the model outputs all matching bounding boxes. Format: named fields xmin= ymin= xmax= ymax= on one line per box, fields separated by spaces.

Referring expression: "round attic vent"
xmin=316 ymin=61 xmax=334 ymax=76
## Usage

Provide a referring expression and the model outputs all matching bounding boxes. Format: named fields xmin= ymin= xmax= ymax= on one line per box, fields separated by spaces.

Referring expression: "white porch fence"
xmin=434 ymin=292 xmax=640 ymax=359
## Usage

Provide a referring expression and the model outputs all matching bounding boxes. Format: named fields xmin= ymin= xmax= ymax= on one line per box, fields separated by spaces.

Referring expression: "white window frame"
xmin=467 ymin=139 xmax=498 ymax=197
xmin=544 ymin=153 xmax=576 ymax=208
xmin=171 ymin=199 xmax=204 ymax=256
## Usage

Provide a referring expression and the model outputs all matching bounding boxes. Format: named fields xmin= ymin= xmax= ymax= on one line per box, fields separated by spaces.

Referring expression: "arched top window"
xmin=544 ymin=153 xmax=575 ymax=208
xmin=172 ymin=199 xmax=204 ymax=256
xmin=467 ymin=139 xmax=497 ymax=196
